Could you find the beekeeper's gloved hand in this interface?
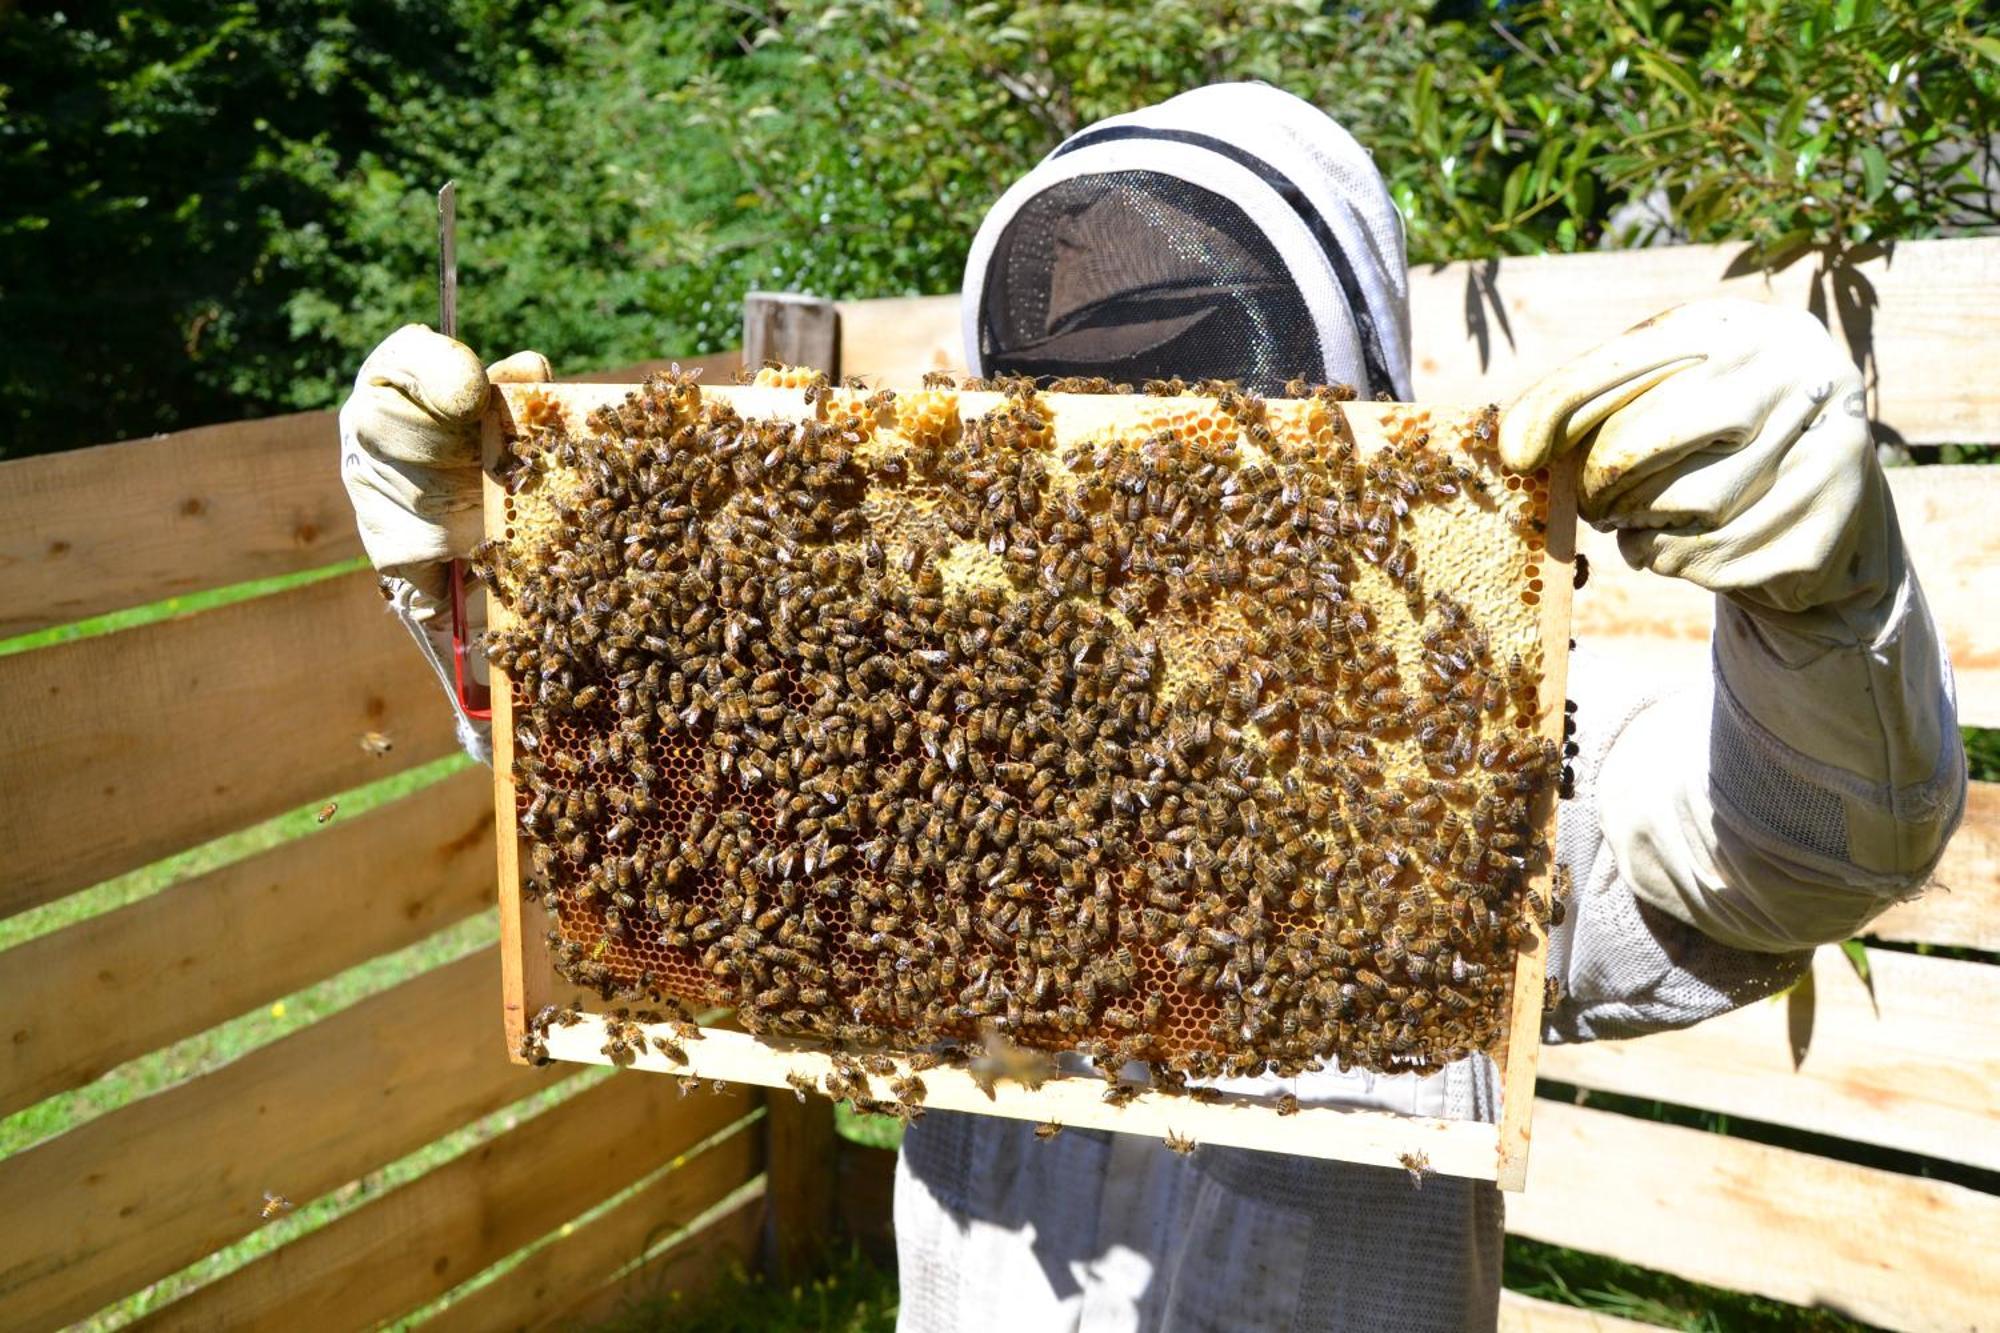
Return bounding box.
[339,324,551,763]
[1502,298,1964,953]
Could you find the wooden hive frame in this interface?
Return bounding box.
[484,379,1577,1190]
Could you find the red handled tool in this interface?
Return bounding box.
[438,180,492,721]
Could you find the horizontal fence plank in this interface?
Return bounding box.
[832,238,2000,447]
[137,1076,754,1332]
[1530,468,2000,728]
[1873,780,2000,951]
[1406,236,2000,447]
[1883,467,2000,730]
[0,570,458,920]
[0,353,741,639]
[1497,1292,1659,1332]
[1509,1100,2000,1332]
[547,1185,766,1333]
[0,767,492,1120]
[0,949,553,1333]
[0,411,351,640]
[421,1133,764,1333]
[1539,946,2000,1172]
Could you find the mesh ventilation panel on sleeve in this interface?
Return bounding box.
[977,171,1323,395]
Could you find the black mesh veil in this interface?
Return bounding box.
[962,83,1414,399]
[976,171,1323,394]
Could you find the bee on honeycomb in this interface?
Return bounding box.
[483,366,1561,1087]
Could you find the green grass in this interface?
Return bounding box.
[1,905,497,1159]
[0,557,365,659]
[835,1101,907,1152]
[584,1243,899,1333]
[1504,1238,1867,1333]
[0,752,473,954]
[79,1068,601,1330]
[406,1107,767,1329]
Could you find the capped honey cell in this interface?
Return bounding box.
[485,371,1565,1082]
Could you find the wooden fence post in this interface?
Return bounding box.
[744,289,844,1281]
[743,292,839,379]
[762,1095,841,1280]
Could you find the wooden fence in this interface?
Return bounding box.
[0,349,849,1331]
[0,234,1992,1331]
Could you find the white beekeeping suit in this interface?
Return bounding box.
[335,81,1964,1333]
[889,83,1966,1332]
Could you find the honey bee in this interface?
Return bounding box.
[1034,1120,1064,1141]
[1398,1150,1434,1188]
[1163,1130,1197,1156]
[315,802,338,825]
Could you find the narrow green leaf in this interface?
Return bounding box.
[1840,937,1880,1016]
[1860,144,1889,201]
[1568,171,1597,220]
[1786,965,1816,1071]
[1501,161,1530,219]
[1775,90,1809,154]
[1630,47,1700,102]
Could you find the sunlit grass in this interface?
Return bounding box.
[0,558,365,659]
[0,753,473,953]
[584,1242,898,1333]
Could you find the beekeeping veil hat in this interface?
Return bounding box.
[963,83,1412,397]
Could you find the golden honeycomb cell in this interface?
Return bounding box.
[484,372,1564,1082]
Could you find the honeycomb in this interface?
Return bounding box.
[484,372,1564,1084]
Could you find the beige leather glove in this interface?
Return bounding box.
[338,325,550,761]
[1502,299,1964,953]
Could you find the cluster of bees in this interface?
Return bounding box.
[482,365,1563,1111]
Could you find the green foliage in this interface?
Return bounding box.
[1456,0,2000,263]
[0,0,541,454]
[3,0,1994,456]
[836,1099,908,1151]
[1964,726,2000,782]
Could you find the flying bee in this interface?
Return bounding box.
[1035,1120,1064,1141]
[260,1191,294,1221]
[315,802,339,825]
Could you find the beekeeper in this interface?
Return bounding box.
[341,83,1964,1333]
